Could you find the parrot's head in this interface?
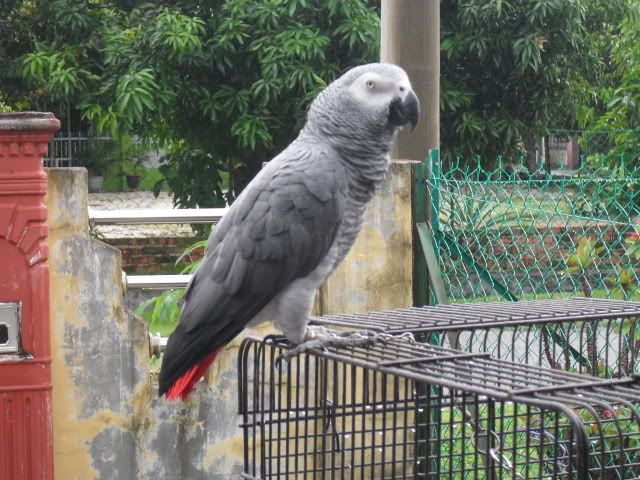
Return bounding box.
[306,63,421,143]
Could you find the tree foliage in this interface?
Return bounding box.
[440,0,628,168]
[581,3,640,165]
[3,0,637,190]
[6,0,379,206]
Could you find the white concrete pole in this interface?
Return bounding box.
[381,0,440,160]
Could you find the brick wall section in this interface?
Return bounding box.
[102,236,205,274]
[107,220,631,276]
[455,223,627,271]
[441,221,632,300]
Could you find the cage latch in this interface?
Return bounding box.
[322,400,341,452]
[457,398,525,479]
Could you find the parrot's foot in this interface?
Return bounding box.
[277,327,415,365]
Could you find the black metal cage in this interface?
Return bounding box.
[312,298,640,378]
[239,335,640,479]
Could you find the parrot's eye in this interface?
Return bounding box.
[366,80,376,89]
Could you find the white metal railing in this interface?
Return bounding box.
[98,206,226,354]
[149,333,168,356]
[90,207,228,290]
[124,274,192,290]
[45,136,112,167]
[89,208,227,225]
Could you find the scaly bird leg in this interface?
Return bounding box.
[278,326,414,364]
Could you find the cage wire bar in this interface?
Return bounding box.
[311,298,640,378]
[239,336,640,479]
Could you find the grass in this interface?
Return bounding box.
[448,288,640,304]
[99,165,230,193]
[434,400,640,479]
[100,165,166,192]
[435,404,548,479]
[448,291,575,304]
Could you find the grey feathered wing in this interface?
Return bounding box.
[159,143,347,396]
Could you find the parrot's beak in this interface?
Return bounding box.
[405,90,420,131]
[388,90,421,131]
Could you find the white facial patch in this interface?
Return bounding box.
[347,72,400,108]
[348,71,411,108]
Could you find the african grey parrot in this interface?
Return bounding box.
[159,63,420,400]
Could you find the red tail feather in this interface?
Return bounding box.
[165,348,223,401]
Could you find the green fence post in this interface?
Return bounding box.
[412,151,430,475]
[429,148,441,241]
[413,149,448,477]
[413,148,443,308]
[413,153,429,307]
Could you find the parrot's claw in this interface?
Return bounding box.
[277,328,415,365]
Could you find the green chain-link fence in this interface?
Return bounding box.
[419,149,640,305]
[413,149,640,479]
[413,147,640,373]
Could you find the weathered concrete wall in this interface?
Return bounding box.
[47,161,414,478]
[47,168,276,479]
[317,160,415,315]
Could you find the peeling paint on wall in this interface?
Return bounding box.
[320,161,415,315]
[46,163,414,479]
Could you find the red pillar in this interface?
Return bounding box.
[0,113,60,480]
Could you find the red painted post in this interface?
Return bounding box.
[0,113,60,480]
[567,136,580,170]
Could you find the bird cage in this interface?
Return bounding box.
[238,335,640,479]
[312,298,640,378]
